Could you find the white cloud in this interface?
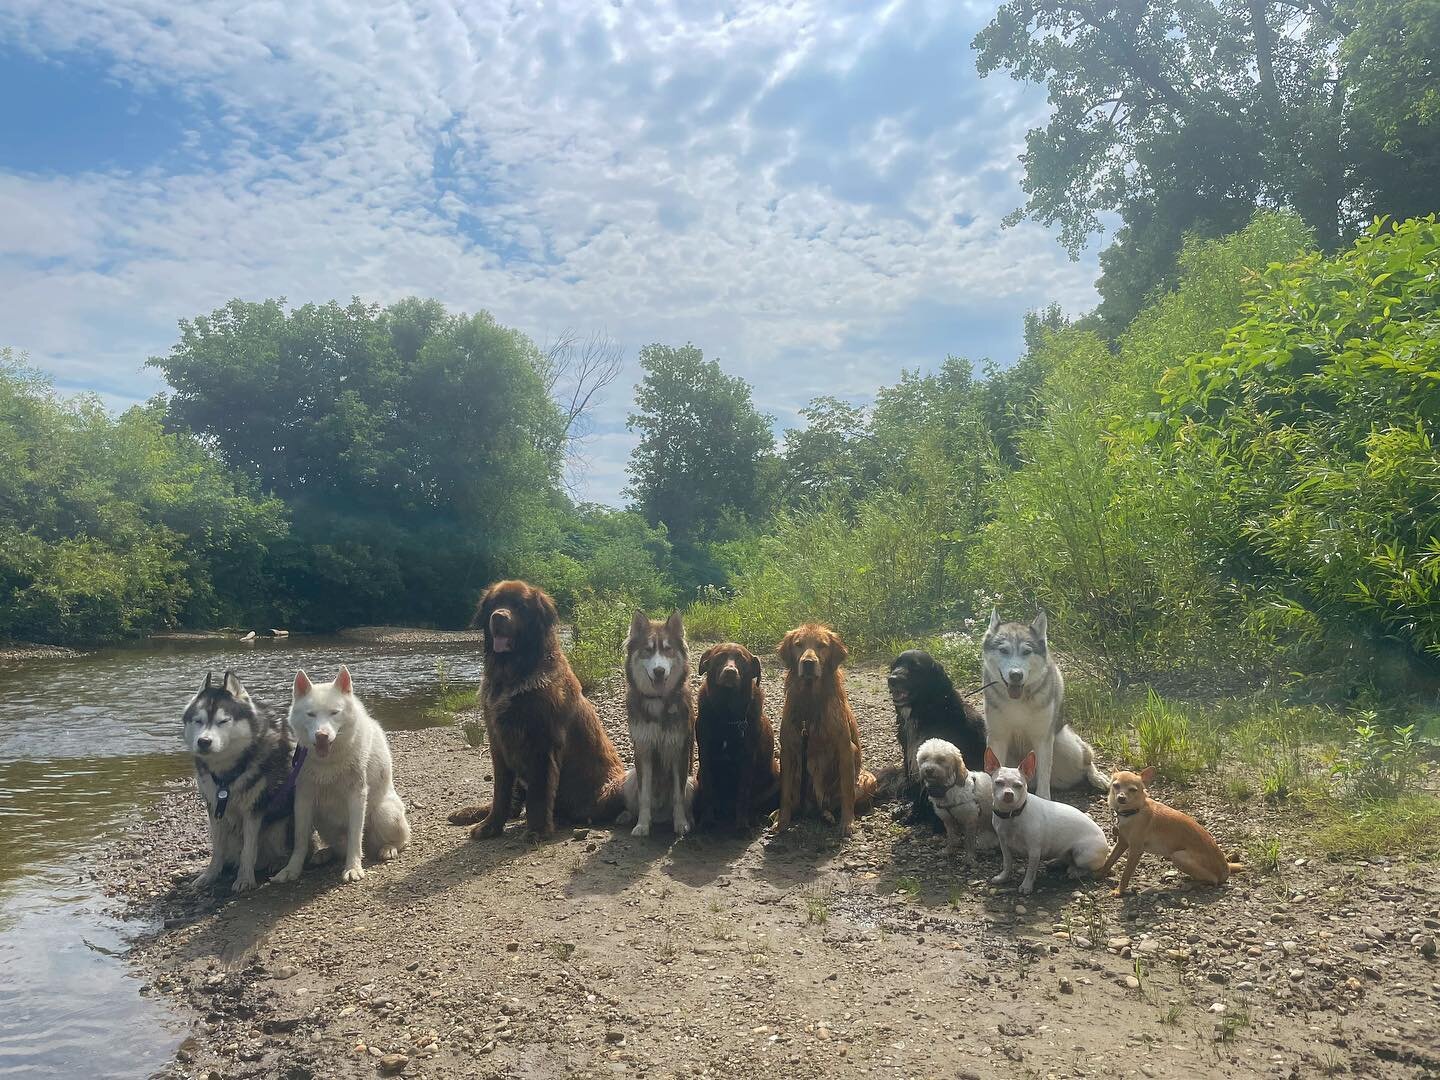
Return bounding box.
[0,0,1097,504]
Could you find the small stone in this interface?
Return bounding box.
[1419,937,1437,958]
[1289,969,1304,982]
[1124,975,1140,990]
[816,1025,832,1041]
[1058,977,1073,995]
[1209,1002,1226,1013]
[505,942,520,953]
[270,964,300,980]
[1137,938,1161,955]
[1108,937,1132,950]
[605,1030,626,1045]
[379,1054,409,1075]
[1072,935,1092,949]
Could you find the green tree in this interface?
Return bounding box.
[149,298,569,628]
[975,0,1440,333]
[0,351,287,643]
[625,344,775,578]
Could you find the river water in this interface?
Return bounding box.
[0,635,482,1078]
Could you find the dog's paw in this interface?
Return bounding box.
[341,864,366,883]
[190,868,221,889]
[230,873,257,894]
[672,815,691,838]
[270,864,303,885]
[631,821,651,838]
[447,804,488,826]
[1018,879,1036,896]
[988,871,1009,886]
[615,810,634,827]
[470,818,503,841]
[377,846,400,861]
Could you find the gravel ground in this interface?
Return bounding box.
[98,660,1440,1080]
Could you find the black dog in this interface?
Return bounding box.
[887,650,987,828]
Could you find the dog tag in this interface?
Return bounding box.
[215,787,230,819]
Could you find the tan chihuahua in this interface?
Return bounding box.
[1099,768,1244,895]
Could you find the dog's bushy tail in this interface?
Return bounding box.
[593,769,629,824]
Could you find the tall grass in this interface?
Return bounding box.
[684,490,970,657]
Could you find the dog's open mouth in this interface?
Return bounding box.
[313,741,332,759]
[924,782,950,798]
[889,687,910,706]
[492,636,513,654]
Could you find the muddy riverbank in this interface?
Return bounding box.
[104,662,1440,1079]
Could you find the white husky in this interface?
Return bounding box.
[620,610,697,838]
[272,666,410,884]
[981,609,1108,800]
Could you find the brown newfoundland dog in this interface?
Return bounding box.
[693,643,779,831]
[448,580,626,839]
[775,623,877,836]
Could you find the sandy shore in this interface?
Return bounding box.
[101,662,1440,1079]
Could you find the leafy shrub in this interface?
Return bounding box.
[1162,215,1440,661]
[1328,713,1430,799]
[568,592,638,693]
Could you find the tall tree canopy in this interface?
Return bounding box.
[625,344,774,569]
[975,0,1440,332]
[149,298,569,627]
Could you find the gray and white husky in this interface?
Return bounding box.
[981,610,1108,800]
[271,666,410,884]
[182,671,298,892]
[620,610,697,837]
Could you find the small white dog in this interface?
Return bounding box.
[272,666,410,884]
[987,748,1108,895]
[915,738,996,862]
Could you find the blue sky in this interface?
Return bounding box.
[0,0,1098,505]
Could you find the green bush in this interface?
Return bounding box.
[568,592,638,693]
[1162,215,1440,661]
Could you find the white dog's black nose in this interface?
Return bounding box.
[196,736,212,751]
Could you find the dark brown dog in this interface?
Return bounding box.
[693,643,779,831]
[775,623,877,836]
[447,580,626,839]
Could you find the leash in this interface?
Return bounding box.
[962,679,999,697]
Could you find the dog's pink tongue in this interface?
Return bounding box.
[492,636,513,654]
[1007,683,1024,700]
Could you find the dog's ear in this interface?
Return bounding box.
[294,669,312,698]
[1031,609,1048,642]
[749,652,763,684]
[828,630,848,669]
[530,585,560,630]
[697,645,718,676]
[335,665,353,695]
[665,609,685,643]
[988,608,1001,636]
[222,670,249,701]
[627,609,650,649]
[984,746,1001,775]
[1019,750,1038,782]
[1139,766,1156,786]
[776,631,797,670]
[199,671,215,695]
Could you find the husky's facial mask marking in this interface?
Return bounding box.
[290,666,356,759]
[183,670,253,758]
[626,610,686,695]
[984,609,1049,700]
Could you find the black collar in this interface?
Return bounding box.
[993,801,1027,820]
[196,746,257,819]
[1115,806,1142,818]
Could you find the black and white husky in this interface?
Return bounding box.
[981,610,1109,800]
[182,671,299,892]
